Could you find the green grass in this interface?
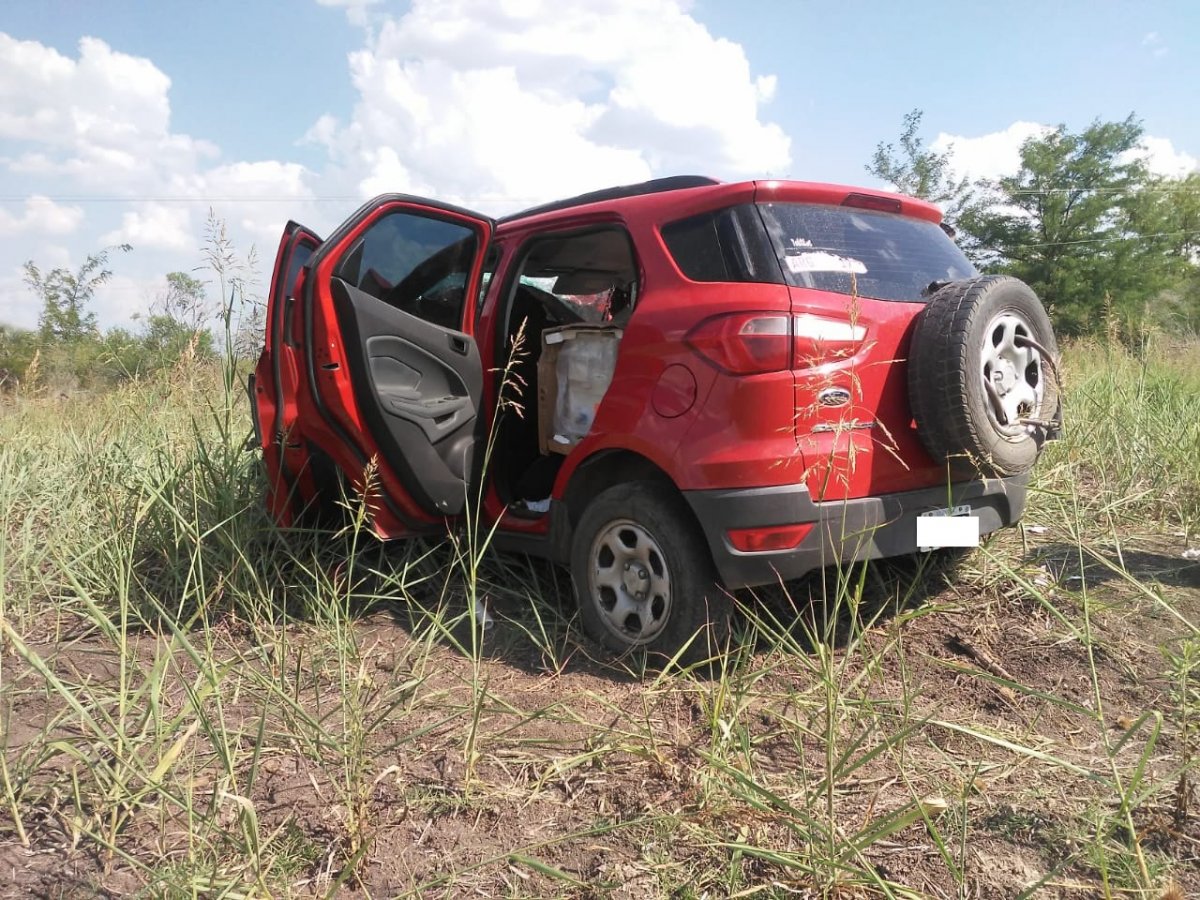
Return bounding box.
[1,338,1198,898]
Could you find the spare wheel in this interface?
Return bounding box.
[908,275,1060,477]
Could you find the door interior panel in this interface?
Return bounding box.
[366,352,422,399]
[331,277,482,514]
[366,336,476,441]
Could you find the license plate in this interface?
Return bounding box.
[917,504,979,551]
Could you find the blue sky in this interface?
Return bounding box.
[1,0,1197,331]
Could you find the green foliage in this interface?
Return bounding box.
[873,111,1200,338]
[959,115,1185,336]
[1143,172,1200,334]
[142,315,217,366]
[24,244,132,344]
[866,108,975,226]
[156,271,213,332]
[0,324,37,387]
[2,245,227,391]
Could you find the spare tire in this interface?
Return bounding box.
[908,275,1060,477]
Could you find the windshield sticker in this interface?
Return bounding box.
[785,251,868,275]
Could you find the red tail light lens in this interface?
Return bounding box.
[688,313,867,373]
[686,313,791,374]
[727,522,815,552]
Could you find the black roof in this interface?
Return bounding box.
[498,175,719,223]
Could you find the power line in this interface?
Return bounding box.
[983,229,1200,249]
[0,183,1197,206]
[1005,186,1200,196]
[0,196,359,203]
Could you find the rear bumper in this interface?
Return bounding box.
[684,475,1029,589]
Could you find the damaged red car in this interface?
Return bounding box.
[251,176,1060,661]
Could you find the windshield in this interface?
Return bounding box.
[758,203,976,302]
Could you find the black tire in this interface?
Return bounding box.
[570,481,730,666]
[909,275,1060,478]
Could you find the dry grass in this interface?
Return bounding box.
[1,336,1199,898]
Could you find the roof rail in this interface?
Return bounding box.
[499,175,719,223]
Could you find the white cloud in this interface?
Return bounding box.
[1129,136,1197,178]
[0,32,313,328]
[932,122,1054,183]
[101,203,192,251]
[0,34,217,191]
[309,0,790,213]
[315,0,381,27]
[0,196,84,237]
[2,6,790,330]
[0,272,37,329]
[1141,31,1168,57]
[934,121,1198,184]
[0,32,311,241]
[164,160,317,245]
[90,273,164,329]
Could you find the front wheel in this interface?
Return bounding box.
[570,481,730,666]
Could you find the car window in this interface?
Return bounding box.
[508,229,640,331]
[281,240,316,347]
[284,241,316,298]
[334,211,478,330]
[758,203,977,303]
[661,210,735,281]
[660,204,781,284]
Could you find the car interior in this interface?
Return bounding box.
[494,228,639,511]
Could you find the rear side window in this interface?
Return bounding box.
[758,203,976,302]
[661,205,780,283]
[284,242,315,298]
[281,241,316,346]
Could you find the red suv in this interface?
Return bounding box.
[251,176,1060,661]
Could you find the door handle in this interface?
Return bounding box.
[448,335,470,355]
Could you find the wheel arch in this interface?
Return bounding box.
[562,449,676,528]
[552,449,713,571]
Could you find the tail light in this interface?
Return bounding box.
[687,312,866,374]
[685,312,791,374]
[727,522,815,552]
[842,192,902,214]
[792,313,866,368]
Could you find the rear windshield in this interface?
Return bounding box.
[758,203,976,302]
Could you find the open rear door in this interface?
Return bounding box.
[299,195,495,537]
[253,221,322,524]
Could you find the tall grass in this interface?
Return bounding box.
[1036,335,1200,534]
[1,337,1198,896]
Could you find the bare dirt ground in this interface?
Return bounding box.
[3,526,1199,898]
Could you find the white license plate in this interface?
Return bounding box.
[917,505,979,551]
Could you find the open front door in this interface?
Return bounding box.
[253,221,322,524]
[301,196,494,535]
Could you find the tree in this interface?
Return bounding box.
[866,109,974,226]
[957,115,1181,335]
[140,313,216,368]
[153,271,212,333]
[24,244,132,343]
[0,323,37,390]
[1146,172,1200,333]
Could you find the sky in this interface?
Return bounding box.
[1,0,1197,331]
